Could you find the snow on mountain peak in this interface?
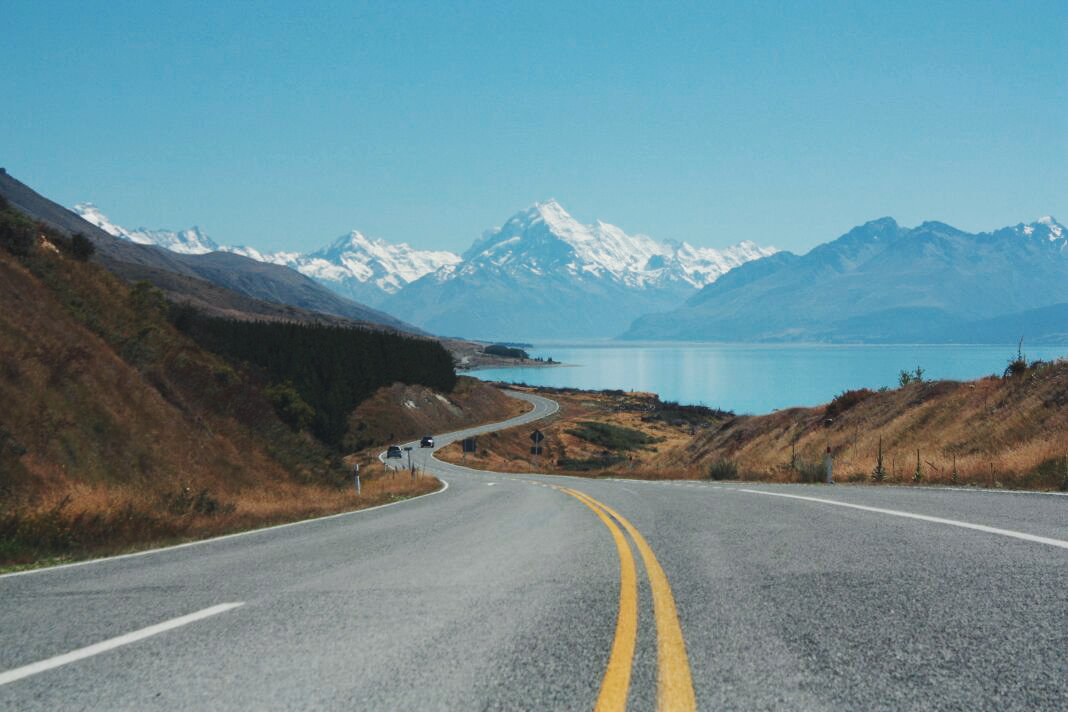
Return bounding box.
[1016,216,1064,242]
[74,203,218,254]
[309,229,461,292]
[71,203,460,302]
[469,200,779,289]
[1036,216,1063,240]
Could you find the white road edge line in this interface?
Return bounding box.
[0,602,245,686]
[1,480,450,580]
[4,391,555,581]
[739,489,1068,550]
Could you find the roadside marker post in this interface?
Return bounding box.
[462,437,478,462]
[824,447,834,484]
[404,446,414,480]
[530,430,545,468]
[353,463,361,495]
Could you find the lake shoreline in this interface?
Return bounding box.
[469,342,1068,416]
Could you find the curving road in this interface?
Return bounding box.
[2,391,1067,710]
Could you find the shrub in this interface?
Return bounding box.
[825,388,875,419]
[0,198,37,256]
[1004,338,1028,378]
[565,421,662,451]
[708,458,738,480]
[159,486,235,516]
[68,232,95,261]
[872,437,887,481]
[899,366,925,387]
[265,381,315,431]
[484,344,529,359]
[796,460,825,483]
[558,455,626,472]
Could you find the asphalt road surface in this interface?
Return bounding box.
[2,391,1066,710]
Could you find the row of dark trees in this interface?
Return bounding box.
[175,312,457,447]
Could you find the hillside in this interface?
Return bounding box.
[442,365,1068,491]
[623,216,1068,343]
[0,169,421,334]
[662,359,1068,488]
[0,198,504,567]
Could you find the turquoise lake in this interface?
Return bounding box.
[471,342,1068,415]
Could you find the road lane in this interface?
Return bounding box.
[557,487,639,712]
[3,389,1067,710]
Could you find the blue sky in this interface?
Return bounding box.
[3,1,1065,254]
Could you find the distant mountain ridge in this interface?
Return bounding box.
[0,170,419,333]
[74,199,778,340]
[75,202,221,255]
[228,232,461,306]
[74,204,460,306]
[622,216,1068,343]
[381,200,778,339]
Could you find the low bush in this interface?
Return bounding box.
[565,421,662,451]
[159,486,235,517]
[558,455,627,472]
[484,344,529,359]
[796,460,826,483]
[708,458,738,480]
[825,388,875,419]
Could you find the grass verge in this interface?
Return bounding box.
[0,469,439,571]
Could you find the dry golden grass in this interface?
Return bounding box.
[438,370,1068,490]
[664,363,1068,488]
[344,376,528,451]
[0,470,441,569]
[436,387,716,480]
[0,247,450,568]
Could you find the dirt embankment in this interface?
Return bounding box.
[436,386,726,478]
[665,361,1068,488]
[441,365,1068,491]
[344,376,530,455]
[0,235,521,569]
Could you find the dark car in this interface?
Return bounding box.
[420,435,434,448]
[386,445,403,459]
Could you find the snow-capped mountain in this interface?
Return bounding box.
[72,204,460,306]
[622,216,1068,343]
[71,200,777,338]
[381,200,779,340]
[75,203,220,255]
[228,232,461,306]
[455,199,775,289]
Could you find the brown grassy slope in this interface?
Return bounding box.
[436,386,721,478]
[0,241,441,566]
[660,363,1068,487]
[0,249,336,486]
[344,376,530,454]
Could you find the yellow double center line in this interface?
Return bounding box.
[558,486,696,712]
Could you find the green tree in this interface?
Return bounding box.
[872,437,887,482]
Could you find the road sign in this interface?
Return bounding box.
[462,437,478,453]
[530,446,543,456]
[530,430,545,444]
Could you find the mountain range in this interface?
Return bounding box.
[0,170,418,333]
[381,200,777,339]
[60,180,1068,345]
[623,216,1068,343]
[76,199,777,340]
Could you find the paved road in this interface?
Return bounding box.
[2,391,1067,710]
